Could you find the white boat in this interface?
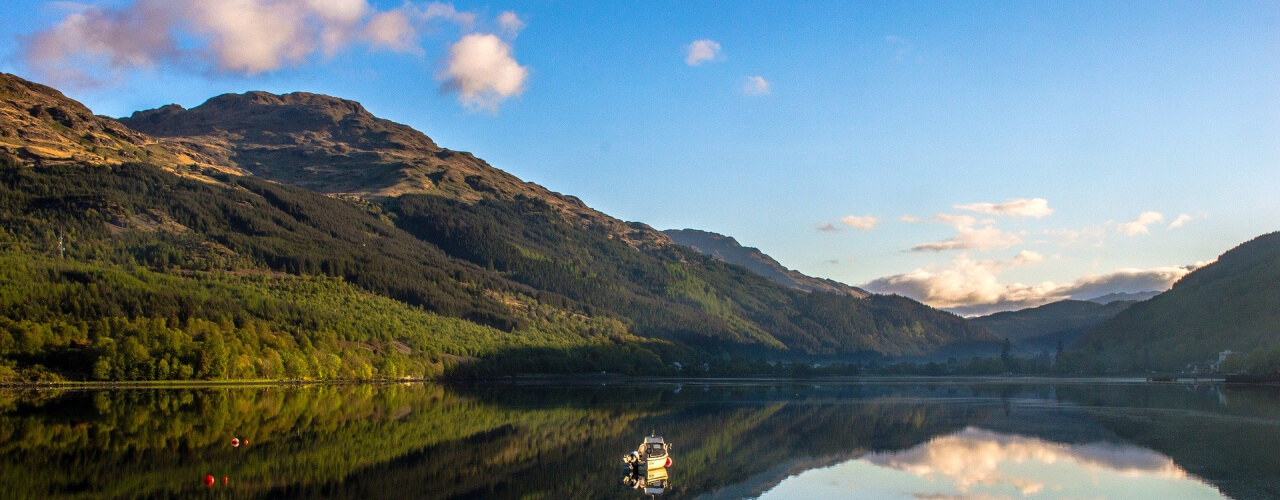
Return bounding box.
[622,435,673,470]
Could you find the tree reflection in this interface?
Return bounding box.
[0,382,1274,499]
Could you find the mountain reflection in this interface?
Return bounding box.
[0,381,1275,499]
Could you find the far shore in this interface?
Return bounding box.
[0,374,1240,390]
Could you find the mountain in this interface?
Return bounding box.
[1074,232,1280,372]
[0,74,240,178]
[971,299,1135,353]
[663,229,868,297]
[0,73,994,382]
[118,91,666,248]
[1083,291,1160,304]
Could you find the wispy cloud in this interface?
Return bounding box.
[909,214,1022,252]
[742,75,771,96]
[815,222,841,233]
[1041,226,1107,248]
[1168,214,1194,229]
[496,11,525,38]
[685,39,722,66]
[1118,211,1164,236]
[955,198,1053,218]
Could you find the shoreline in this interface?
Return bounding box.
[0,374,1240,390]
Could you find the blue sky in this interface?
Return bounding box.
[3,1,1277,314]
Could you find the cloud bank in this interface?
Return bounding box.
[20,0,528,110]
[862,254,1211,316]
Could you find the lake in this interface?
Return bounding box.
[0,379,1276,499]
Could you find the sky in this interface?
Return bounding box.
[2,0,1277,315]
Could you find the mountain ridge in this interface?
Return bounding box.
[663,228,868,297]
[1076,231,1280,372]
[0,72,998,381]
[120,90,670,249]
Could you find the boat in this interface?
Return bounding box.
[622,465,669,495]
[622,435,672,470]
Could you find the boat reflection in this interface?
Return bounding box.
[623,465,670,496]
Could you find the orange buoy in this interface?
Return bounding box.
[204,475,215,487]
[231,438,240,447]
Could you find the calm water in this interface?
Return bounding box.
[1,379,1277,499]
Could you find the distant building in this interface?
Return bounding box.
[1212,350,1235,371]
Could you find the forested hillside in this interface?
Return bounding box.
[1074,232,1280,373]
[972,299,1135,353]
[0,72,994,382]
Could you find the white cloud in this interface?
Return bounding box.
[900,215,920,223]
[363,9,418,52]
[19,1,176,86]
[933,213,978,229]
[742,75,771,96]
[19,0,511,95]
[685,39,721,66]
[839,215,878,230]
[1118,211,1164,236]
[418,2,476,30]
[496,11,525,37]
[1169,214,1193,229]
[439,33,528,112]
[955,198,1053,218]
[862,255,1211,316]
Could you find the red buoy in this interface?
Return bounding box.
[665,456,672,467]
[231,438,241,447]
[223,477,228,484]
[204,475,215,487]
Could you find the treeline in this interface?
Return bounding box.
[0,252,682,382]
[0,158,992,382]
[389,194,992,356]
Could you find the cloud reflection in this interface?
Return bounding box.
[867,427,1186,493]
[757,427,1227,500]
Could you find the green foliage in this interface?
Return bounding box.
[0,159,991,380]
[1077,232,1280,373]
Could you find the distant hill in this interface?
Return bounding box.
[972,300,1135,353]
[663,229,868,297]
[1076,232,1280,372]
[1083,291,1160,304]
[0,73,994,382]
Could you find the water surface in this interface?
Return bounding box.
[1,379,1276,499]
